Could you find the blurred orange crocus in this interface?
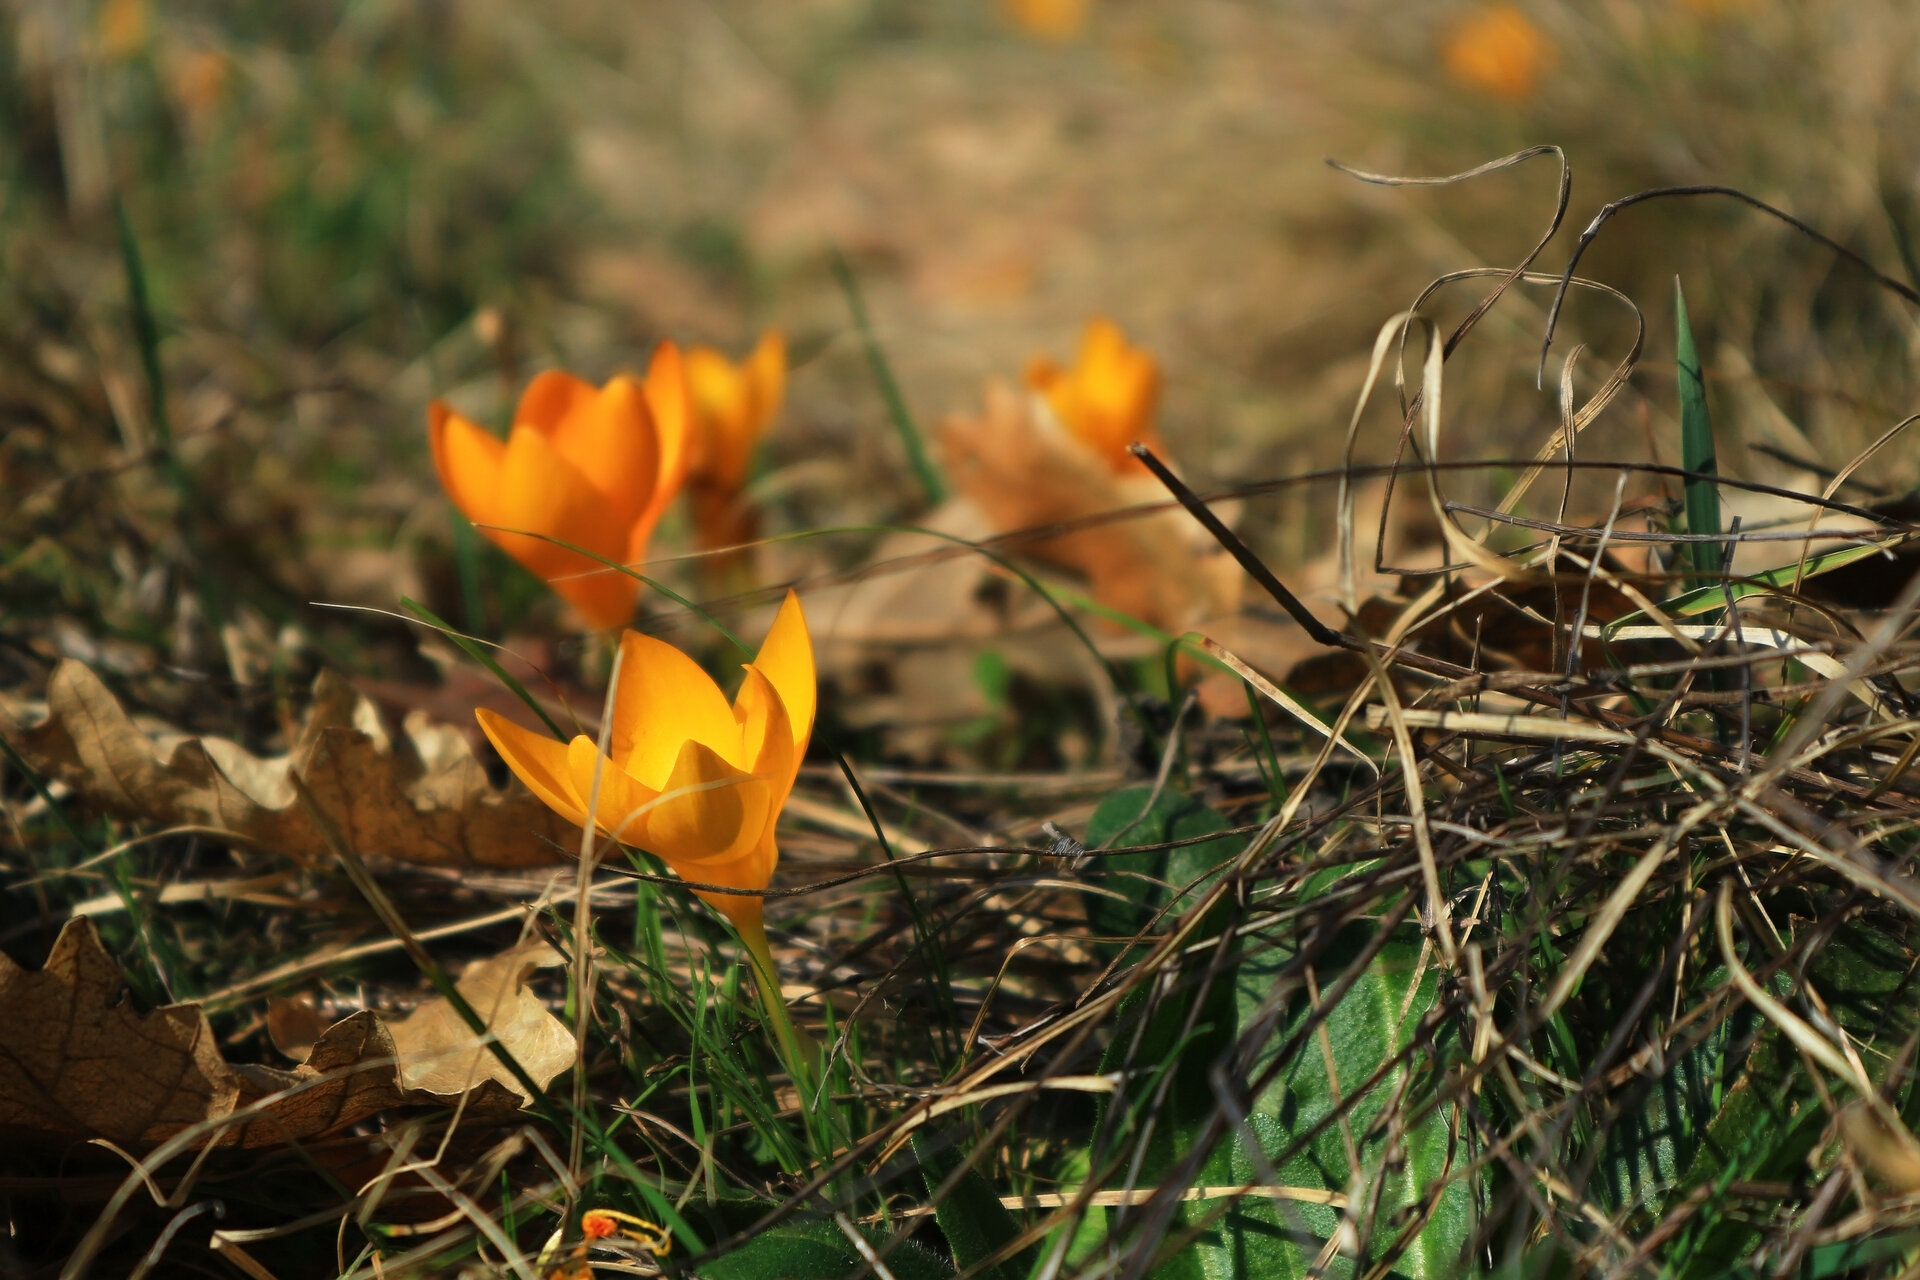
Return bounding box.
[429,346,691,630]
[685,332,786,552]
[474,592,814,958]
[1024,317,1162,472]
[1002,0,1091,41]
[1442,4,1556,102]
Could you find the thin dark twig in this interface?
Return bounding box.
[1541,184,1920,384]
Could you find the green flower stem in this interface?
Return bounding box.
[735,912,822,1087]
[735,911,842,1166]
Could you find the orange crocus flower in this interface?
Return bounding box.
[1442,4,1556,103]
[428,345,691,630]
[475,592,814,957]
[1024,317,1162,472]
[1002,0,1091,42]
[685,332,786,553]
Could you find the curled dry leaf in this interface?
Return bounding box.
[807,501,1123,759]
[0,917,238,1148]
[3,660,580,867]
[0,919,564,1151]
[384,942,574,1104]
[1840,1102,1920,1192]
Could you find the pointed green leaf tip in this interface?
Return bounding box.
[913,1133,1037,1280]
[1674,278,1723,580]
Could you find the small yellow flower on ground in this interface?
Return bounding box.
[684,331,786,554]
[474,591,814,953]
[1442,4,1556,103]
[428,346,691,630]
[1024,317,1162,472]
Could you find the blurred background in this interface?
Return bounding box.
[6,0,1920,677]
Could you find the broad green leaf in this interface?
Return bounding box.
[1674,280,1722,581]
[1032,1148,1112,1271]
[1240,922,1473,1279]
[1593,1013,1735,1215]
[913,1132,1039,1280]
[1082,783,1474,1277]
[1081,786,1244,956]
[700,1220,952,1280]
[1100,916,1292,1280]
[1668,917,1919,1276]
[1093,791,1472,1280]
[1797,1231,1920,1278]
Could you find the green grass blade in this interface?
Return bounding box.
[1612,535,1913,624]
[1674,279,1722,581]
[830,245,947,505]
[468,524,750,656]
[839,756,961,1066]
[398,596,572,741]
[115,198,176,467]
[451,513,488,637]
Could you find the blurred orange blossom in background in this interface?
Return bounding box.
[1001,0,1092,42]
[939,318,1238,634]
[1024,317,1163,472]
[473,592,814,960]
[1442,4,1556,103]
[684,331,787,555]
[428,347,691,630]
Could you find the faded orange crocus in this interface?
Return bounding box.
[429,345,691,630]
[474,591,813,960]
[685,331,786,553]
[1024,317,1162,472]
[1002,0,1091,41]
[1442,4,1556,103]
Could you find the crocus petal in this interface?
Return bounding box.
[494,427,639,629]
[1023,354,1064,396]
[1024,319,1161,470]
[681,838,775,932]
[686,345,754,488]
[750,591,815,759]
[429,403,507,530]
[642,738,771,871]
[475,711,590,829]
[687,331,786,493]
[565,736,660,848]
[631,342,692,558]
[745,330,787,446]
[610,628,743,784]
[733,665,796,802]
[516,369,599,437]
[1074,321,1151,456]
[545,375,660,529]
[1078,315,1128,371]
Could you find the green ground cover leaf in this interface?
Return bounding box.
[1662,916,1919,1274]
[1092,787,1470,1276]
[1593,1007,1740,1216]
[1081,785,1244,956]
[1239,922,1472,1279]
[699,1219,953,1280]
[912,1131,1038,1280]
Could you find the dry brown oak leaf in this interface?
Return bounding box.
[0,920,568,1150]
[4,660,581,867]
[385,942,575,1103]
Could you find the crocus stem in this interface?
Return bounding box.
[735,914,822,1084]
